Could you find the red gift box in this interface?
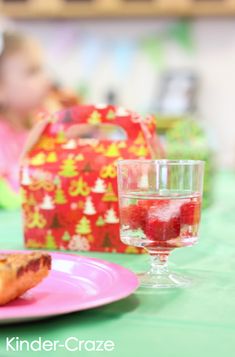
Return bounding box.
[21,105,162,253]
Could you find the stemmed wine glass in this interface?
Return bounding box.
[117,160,204,288]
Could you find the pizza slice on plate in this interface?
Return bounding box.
[0,252,51,305]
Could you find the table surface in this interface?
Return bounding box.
[0,171,235,357]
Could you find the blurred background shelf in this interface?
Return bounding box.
[1,0,235,18]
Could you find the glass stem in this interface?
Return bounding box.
[146,249,170,275]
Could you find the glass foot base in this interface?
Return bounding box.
[138,271,191,289]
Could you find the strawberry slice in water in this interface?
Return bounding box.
[144,213,181,242]
[120,204,146,230]
[180,199,201,225]
[143,198,182,242]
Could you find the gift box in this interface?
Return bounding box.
[21,105,161,253]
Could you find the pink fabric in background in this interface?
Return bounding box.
[0,120,28,192]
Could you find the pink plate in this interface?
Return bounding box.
[0,251,139,324]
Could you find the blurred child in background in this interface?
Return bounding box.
[0,31,49,207]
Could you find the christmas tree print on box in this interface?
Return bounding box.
[102,233,112,249]
[83,196,96,215]
[96,215,105,227]
[62,231,71,242]
[45,230,57,249]
[30,153,46,166]
[21,104,160,253]
[41,195,54,210]
[82,162,93,174]
[68,235,90,251]
[76,216,91,235]
[51,213,62,229]
[106,109,116,120]
[54,186,67,204]
[59,155,78,177]
[88,110,101,124]
[92,178,106,193]
[105,143,120,158]
[105,207,119,224]
[47,152,58,163]
[102,183,118,202]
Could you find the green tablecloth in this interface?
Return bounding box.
[0,171,235,357]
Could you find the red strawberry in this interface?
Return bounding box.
[144,214,180,242]
[120,204,146,230]
[137,200,153,209]
[145,218,167,241]
[181,200,201,225]
[169,216,181,238]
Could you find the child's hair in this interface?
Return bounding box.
[0,32,28,113]
[0,30,49,116]
[0,31,26,63]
